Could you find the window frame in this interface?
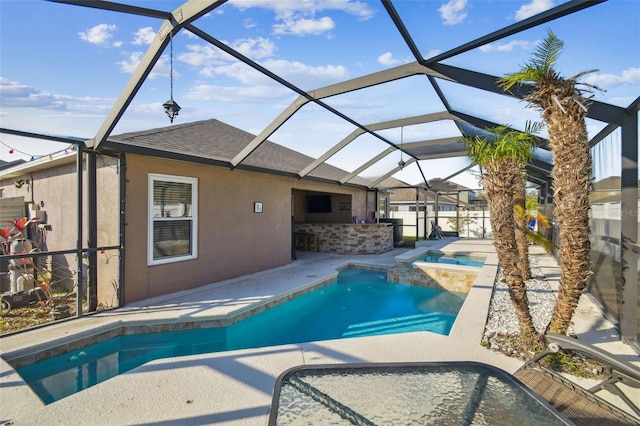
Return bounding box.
[147,173,198,266]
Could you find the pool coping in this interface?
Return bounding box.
[0,240,513,424]
[2,272,342,368]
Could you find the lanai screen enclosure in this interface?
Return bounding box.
[0,0,638,347]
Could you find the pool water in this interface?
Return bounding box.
[412,253,485,268]
[16,268,466,404]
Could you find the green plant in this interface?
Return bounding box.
[447,213,476,236]
[542,350,580,375]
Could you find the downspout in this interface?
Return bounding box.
[118,153,126,307]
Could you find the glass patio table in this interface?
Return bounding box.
[268,362,571,425]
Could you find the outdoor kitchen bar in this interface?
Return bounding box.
[294,222,393,254]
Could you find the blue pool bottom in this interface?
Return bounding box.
[17,268,467,404]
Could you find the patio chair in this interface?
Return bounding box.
[514,333,640,426]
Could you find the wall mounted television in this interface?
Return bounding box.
[307,195,332,213]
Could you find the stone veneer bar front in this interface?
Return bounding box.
[294,223,393,255]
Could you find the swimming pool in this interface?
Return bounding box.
[16,268,466,404]
[412,252,485,268]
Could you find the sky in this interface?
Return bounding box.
[1,0,639,189]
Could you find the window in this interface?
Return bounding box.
[148,174,198,265]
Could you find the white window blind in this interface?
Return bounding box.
[148,174,198,265]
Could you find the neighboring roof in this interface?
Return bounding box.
[0,159,26,171]
[106,119,372,187]
[423,178,472,193]
[590,176,640,204]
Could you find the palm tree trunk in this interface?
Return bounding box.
[514,172,532,280]
[541,82,592,335]
[484,164,537,336]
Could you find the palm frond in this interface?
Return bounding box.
[463,126,537,167]
[523,120,545,136]
[531,29,564,75]
[499,29,563,92]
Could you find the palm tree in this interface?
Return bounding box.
[514,172,532,280]
[500,30,597,335]
[464,126,539,337]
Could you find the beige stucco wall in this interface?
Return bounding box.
[0,156,120,307]
[123,154,372,303]
[2,154,373,306]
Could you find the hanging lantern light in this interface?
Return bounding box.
[163,31,180,123]
[163,99,181,123]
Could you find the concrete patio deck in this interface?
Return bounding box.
[0,238,637,425]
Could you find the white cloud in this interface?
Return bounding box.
[232,37,276,58]
[178,38,275,68]
[118,52,143,74]
[184,83,291,103]
[583,67,640,90]
[79,24,119,46]
[378,52,400,66]
[229,0,374,20]
[514,0,555,21]
[202,58,348,88]
[118,52,177,79]
[179,45,224,67]
[0,77,65,109]
[273,16,335,36]
[0,77,112,111]
[202,61,274,85]
[183,30,199,40]
[425,49,442,59]
[132,27,156,46]
[479,40,537,53]
[438,0,468,26]
[263,59,348,82]
[228,0,373,37]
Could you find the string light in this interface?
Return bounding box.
[1,140,76,161]
[100,250,117,265]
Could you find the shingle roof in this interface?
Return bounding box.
[107,119,370,187]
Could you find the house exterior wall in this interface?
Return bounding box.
[0,156,121,307]
[123,154,371,303]
[124,155,290,303]
[2,153,372,306]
